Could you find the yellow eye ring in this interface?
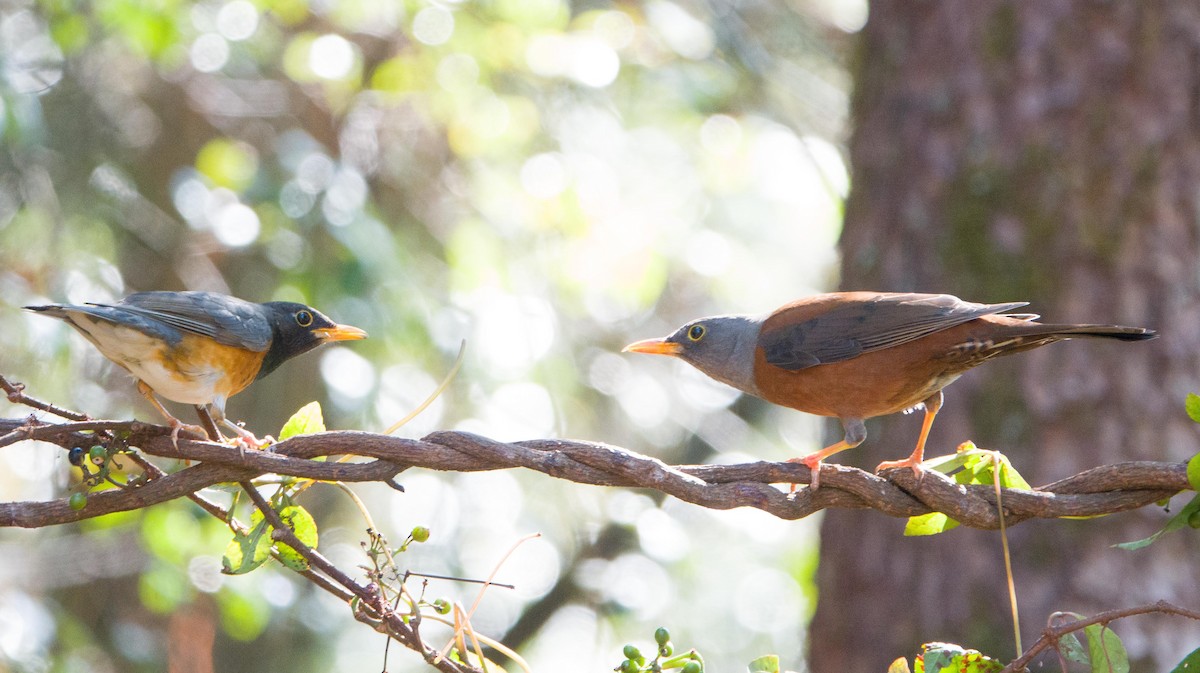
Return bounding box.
[296,310,314,327]
[687,324,706,341]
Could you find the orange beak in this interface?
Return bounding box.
[314,324,369,342]
[622,338,682,356]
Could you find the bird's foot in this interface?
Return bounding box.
[168,419,209,449]
[875,457,925,479]
[221,424,274,461]
[787,454,825,491]
[228,432,272,450]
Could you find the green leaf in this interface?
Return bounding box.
[918,648,952,673]
[276,551,308,572]
[222,515,272,575]
[929,445,1031,489]
[279,401,325,440]
[1058,632,1090,664]
[924,451,972,474]
[959,651,1003,673]
[1186,393,1200,424]
[276,543,308,571]
[279,505,318,547]
[274,504,318,571]
[1085,624,1129,673]
[747,654,779,673]
[1169,646,1200,673]
[996,457,1031,490]
[905,448,1029,535]
[904,512,960,536]
[1114,493,1200,550]
[958,449,1031,489]
[1187,453,1200,491]
[916,643,1002,673]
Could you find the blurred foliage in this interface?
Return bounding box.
[0,0,858,670]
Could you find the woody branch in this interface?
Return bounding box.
[0,399,1185,531]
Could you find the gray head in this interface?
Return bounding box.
[623,314,763,395]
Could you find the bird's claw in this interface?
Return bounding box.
[217,424,275,462]
[875,458,925,479]
[228,433,270,449]
[804,457,823,490]
[168,420,209,449]
[786,455,824,491]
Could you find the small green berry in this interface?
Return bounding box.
[89,445,106,465]
[659,643,673,657]
[68,492,88,510]
[618,659,639,673]
[654,627,670,646]
[681,662,702,673]
[411,526,430,543]
[432,598,451,615]
[623,645,643,663]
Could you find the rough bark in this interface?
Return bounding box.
[3,412,1186,530]
[812,1,1200,669]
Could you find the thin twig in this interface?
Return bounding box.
[238,482,482,673]
[1,374,89,421]
[1001,600,1200,672]
[240,482,369,601]
[407,572,515,590]
[436,533,540,672]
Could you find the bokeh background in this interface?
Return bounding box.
[8,1,1200,670]
[0,0,861,670]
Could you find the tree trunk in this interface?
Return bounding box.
[811,1,1200,669]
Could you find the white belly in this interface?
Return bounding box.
[69,315,223,406]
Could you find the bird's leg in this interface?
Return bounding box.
[136,381,206,448]
[193,405,223,441]
[876,390,943,477]
[791,418,866,490]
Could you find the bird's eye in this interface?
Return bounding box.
[687,324,706,341]
[295,310,314,327]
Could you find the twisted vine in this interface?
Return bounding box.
[0,410,1186,531]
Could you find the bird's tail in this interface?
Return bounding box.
[23,304,70,318]
[950,317,1155,363]
[1027,323,1157,342]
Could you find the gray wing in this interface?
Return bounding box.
[26,301,187,347]
[760,293,1029,371]
[107,291,273,351]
